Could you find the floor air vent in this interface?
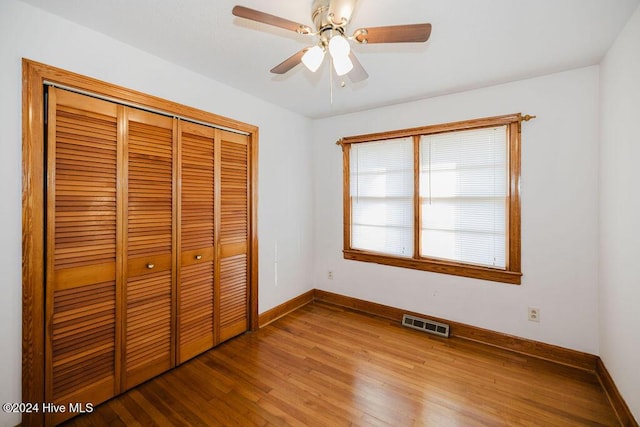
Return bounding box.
[402,314,450,338]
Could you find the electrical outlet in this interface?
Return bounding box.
[328,270,334,280]
[528,307,540,322]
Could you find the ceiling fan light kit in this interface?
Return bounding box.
[232,0,432,83]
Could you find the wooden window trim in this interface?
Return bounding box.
[339,114,522,285]
[22,59,259,426]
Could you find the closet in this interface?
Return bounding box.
[43,86,252,425]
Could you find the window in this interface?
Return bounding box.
[340,114,522,284]
[350,138,414,257]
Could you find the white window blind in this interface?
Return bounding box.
[420,126,507,268]
[350,138,414,257]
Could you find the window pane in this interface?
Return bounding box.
[350,138,413,257]
[420,127,507,268]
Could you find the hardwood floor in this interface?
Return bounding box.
[61,302,619,426]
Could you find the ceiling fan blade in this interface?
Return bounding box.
[347,51,368,83]
[270,49,306,74]
[232,5,312,34]
[328,0,359,25]
[353,23,432,44]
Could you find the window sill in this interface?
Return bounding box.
[343,249,522,285]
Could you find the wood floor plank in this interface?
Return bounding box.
[61,302,620,426]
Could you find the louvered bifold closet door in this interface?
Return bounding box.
[124,109,176,389]
[217,130,250,342]
[178,121,215,363]
[45,88,121,425]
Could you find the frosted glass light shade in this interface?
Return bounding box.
[328,36,353,76]
[302,46,325,72]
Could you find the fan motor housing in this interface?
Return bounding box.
[311,0,332,29]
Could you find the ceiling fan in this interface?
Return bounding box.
[232,0,432,83]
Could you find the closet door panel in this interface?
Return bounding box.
[124,109,175,389]
[45,88,120,424]
[218,131,249,342]
[178,121,215,362]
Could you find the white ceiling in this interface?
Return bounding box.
[20,0,640,118]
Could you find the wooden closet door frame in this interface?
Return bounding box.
[22,59,259,427]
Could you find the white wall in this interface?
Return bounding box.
[0,1,314,426]
[313,66,601,355]
[599,4,640,420]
